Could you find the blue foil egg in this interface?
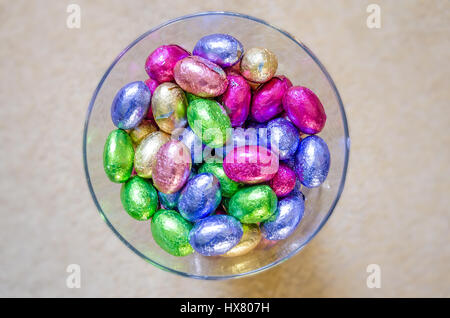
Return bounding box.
[189,215,243,256]
[193,34,244,68]
[175,127,205,164]
[111,81,151,129]
[158,191,180,210]
[294,135,330,188]
[261,195,304,240]
[266,118,300,160]
[178,173,222,222]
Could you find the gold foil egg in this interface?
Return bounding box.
[151,82,188,134]
[240,48,278,83]
[222,223,262,257]
[129,119,158,145]
[134,131,170,178]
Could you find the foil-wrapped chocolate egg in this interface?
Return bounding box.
[120,176,158,220]
[178,173,221,222]
[151,209,193,256]
[198,162,241,198]
[261,195,304,240]
[193,33,244,68]
[134,131,170,178]
[215,127,261,158]
[174,126,205,164]
[222,224,262,257]
[240,48,278,83]
[173,56,228,98]
[282,86,327,134]
[151,82,188,134]
[129,119,158,145]
[153,140,192,194]
[111,81,151,129]
[158,191,180,210]
[145,45,190,83]
[144,78,159,94]
[189,215,243,256]
[251,76,292,123]
[103,129,134,183]
[221,73,251,127]
[223,145,279,184]
[228,185,278,223]
[265,117,300,160]
[187,98,231,148]
[294,135,330,188]
[269,164,296,197]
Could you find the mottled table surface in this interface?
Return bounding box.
[0,0,448,297]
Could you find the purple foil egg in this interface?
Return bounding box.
[251,76,292,123]
[221,74,251,127]
[294,135,330,188]
[173,56,228,98]
[111,81,151,129]
[282,86,327,134]
[145,45,190,83]
[261,195,304,240]
[178,173,222,222]
[193,33,244,68]
[269,164,297,197]
[189,215,243,256]
[223,145,279,184]
[152,140,192,194]
[265,117,300,160]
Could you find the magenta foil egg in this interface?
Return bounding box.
[251,76,292,123]
[221,74,251,127]
[223,145,279,184]
[282,86,327,134]
[152,140,192,194]
[269,164,296,197]
[173,56,228,98]
[145,45,190,83]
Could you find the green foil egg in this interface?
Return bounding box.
[103,129,134,183]
[187,98,231,148]
[151,209,194,256]
[199,162,241,198]
[120,176,158,220]
[228,185,278,223]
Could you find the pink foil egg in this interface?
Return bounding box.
[173,56,228,98]
[221,74,251,127]
[152,140,192,194]
[251,76,292,123]
[269,164,296,197]
[145,45,190,83]
[223,145,279,184]
[282,86,327,134]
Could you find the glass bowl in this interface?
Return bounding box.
[83,12,349,279]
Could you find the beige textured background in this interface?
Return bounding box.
[0,0,449,297]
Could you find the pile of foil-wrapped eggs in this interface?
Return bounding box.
[103,33,330,257]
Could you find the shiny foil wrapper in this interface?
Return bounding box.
[222,224,262,257]
[240,47,278,83]
[174,56,228,98]
[152,140,192,194]
[269,163,297,197]
[145,44,190,83]
[251,75,292,123]
[189,215,243,256]
[151,82,188,134]
[294,135,330,188]
[221,73,251,127]
[282,86,327,134]
[134,131,170,178]
[193,33,244,68]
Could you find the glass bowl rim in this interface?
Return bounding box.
[82,11,350,280]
